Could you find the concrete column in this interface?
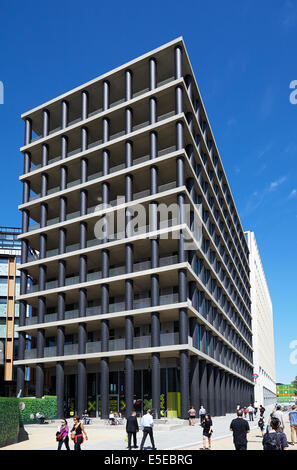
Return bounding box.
[214,367,221,416]
[185,75,193,102]
[180,350,189,419]
[100,147,110,419]
[56,361,65,418]
[81,90,88,120]
[149,57,157,91]
[25,118,32,145]
[225,373,231,413]
[125,198,134,417]
[175,86,183,115]
[199,359,208,411]
[190,355,199,410]
[207,363,215,416]
[17,148,30,396]
[220,369,226,416]
[100,357,109,419]
[77,359,87,416]
[35,364,44,399]
[174,45,183,79]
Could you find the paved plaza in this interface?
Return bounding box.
[2,404,296,451]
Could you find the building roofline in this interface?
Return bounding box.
[21,36,184,119]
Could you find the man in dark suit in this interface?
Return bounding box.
[126,411,139,450]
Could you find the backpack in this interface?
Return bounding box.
[262,432,282,450]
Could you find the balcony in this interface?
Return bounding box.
[24,292,180,326]
[26,254,179,295]
[23,331,181,359]
[27,180,177,233]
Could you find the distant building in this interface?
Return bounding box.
[0,227,29,395]
[276,383,296,403]
[245,231,276,406]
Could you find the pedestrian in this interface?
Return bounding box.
[258,416,265,437]
[139,409,156,450]
[109,410,116,425]
[289,404,297,446]
[267,409,275,432]
[259,405,265,417]
[230,409,250,450]
[57,419,70,450]
[126,411,139,450]
[82,409,90,425]
[254,401,259,417]
[188,405,197,426]
[199,405,206,424]
[243,407,248,419]
[236,403,241,412]
[201,413,213,450]
[273,405,285,431]
[71,415,88,451]
[262,417,289,450]
[247,404,254,421]
[36,410,45,424]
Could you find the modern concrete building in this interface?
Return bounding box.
[245,231,276,406]
[0,226,26,396]
[15,37,254,419]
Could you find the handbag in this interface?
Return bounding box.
[56,431,63,442]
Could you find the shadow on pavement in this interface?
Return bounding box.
[18,425,29,443]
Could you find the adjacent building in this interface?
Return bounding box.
[0,227,23,395]
[15,37,254,419]
[245,231,276,406]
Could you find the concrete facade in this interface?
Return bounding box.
[15,38,254,419]
[245,231,276,406]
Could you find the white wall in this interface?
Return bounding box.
[245,231,276,406]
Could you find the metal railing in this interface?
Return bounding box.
[23,331,181,359]
[24,293,180,326]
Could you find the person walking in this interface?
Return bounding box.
[201,413,213,450]
[289,404,297,446]
[254,401,259,417]
[82,410,90,425]
[262,417,289,450]
[57,419,70,450]
[126,411,139,450]
[243,407,248,419]
[199,405,206,424]
[259,405,265,417]
[139,409,156,450]
[230,409,250,450]
[258,416,265,437]
[71,416,88,451]
[247,404,254,421]
[273,405,285,432]
[188,406,197,426]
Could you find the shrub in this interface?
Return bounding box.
[0,397,19,447]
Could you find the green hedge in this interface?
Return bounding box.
[18,396,57,425]
[0,398,19,448]
[0,395,57,447]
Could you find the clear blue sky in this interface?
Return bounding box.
[0,0,296,384]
